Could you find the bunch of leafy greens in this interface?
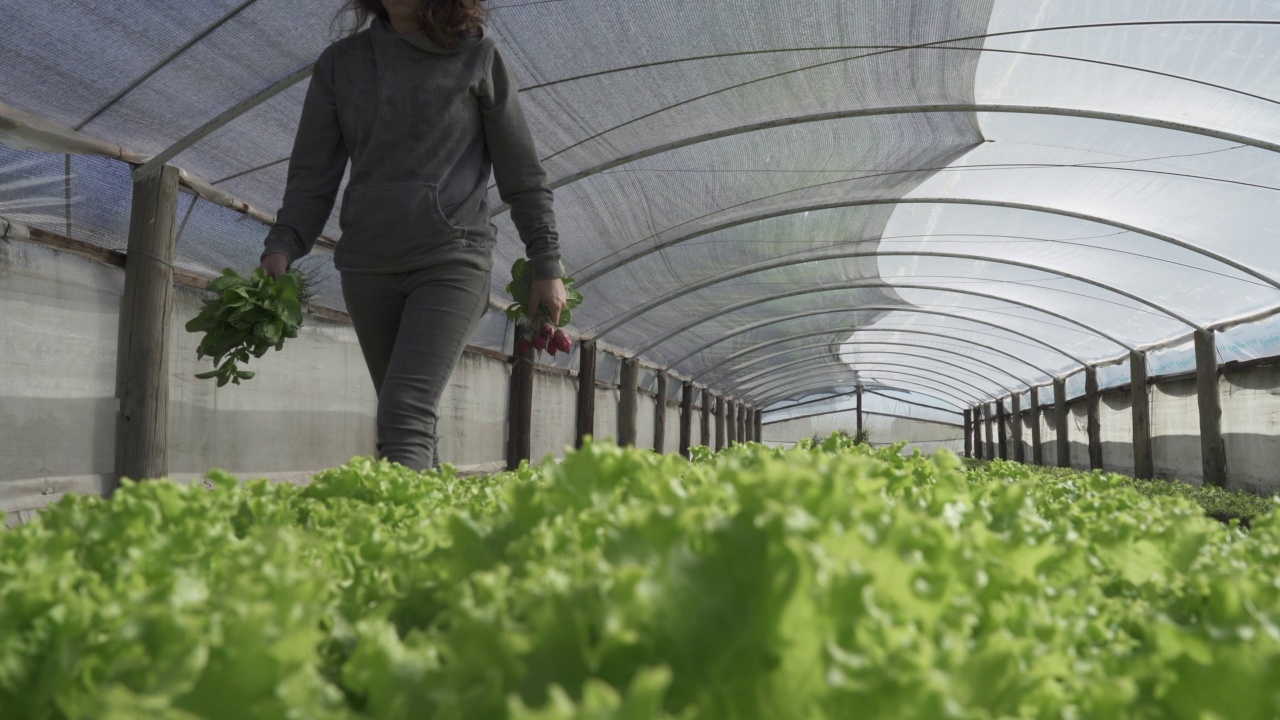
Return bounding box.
[184,267,306,387]
[3,437,1279,719]
[505,258,584,329]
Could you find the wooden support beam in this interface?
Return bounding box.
[726,400,736,445]
[715,395,726,451]
[507,325,534,470]
[1011,393,1024,463]
[1030,388,1043,465]
[1195,330,1227,487]
[753,408,763,442]
[736,402,747,444]
[972,405,984,459]
[855,384,865,435]
[114,164,180,487]
[654,373,668,453]
[700,389,711,447]
[679,381,694,458]
[575,340,597,448]
[963,409,973,458]
[1130,350,1153,479]
[984,402,995,460]
[1054,378,1069,468]
[996,398,1008,460]
[1085,366,1103,471]
[618,358,639,447]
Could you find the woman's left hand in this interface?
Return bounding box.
[529,277,567,325]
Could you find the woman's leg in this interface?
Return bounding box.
[340,272,405,397]
[376,262,491,470]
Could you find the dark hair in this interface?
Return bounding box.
[337,0,486,47]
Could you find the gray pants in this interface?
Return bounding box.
[341,260,491,471]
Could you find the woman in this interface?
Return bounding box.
[259,0,566,471]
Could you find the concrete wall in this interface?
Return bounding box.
[1067,400,1089,470]
[594,386,620,444]
[531,371,577,464]
[1150,378,1203,484]
[635,391,656,451]
[1039,404,1059,467]
[1098,390,1133,474]
[662,403,681,452]
[1220,364,1280,494]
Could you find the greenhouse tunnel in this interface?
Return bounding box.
[3,0,1280,525]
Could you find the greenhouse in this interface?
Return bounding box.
[3,0,1280,717]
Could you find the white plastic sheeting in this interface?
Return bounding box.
[2,0,1279,421]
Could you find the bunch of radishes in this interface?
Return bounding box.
[505,258,584,359]
[518,321,573,356]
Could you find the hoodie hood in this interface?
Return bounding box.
[370,16,487,54]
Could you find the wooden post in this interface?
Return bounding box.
[1085,366,1103,471]
[653,373,668,453]
[726,400,736,445]
[1011,393,1024,463]
[507,325,534,470]
[575,340,597,448]
[700,389,711,447]
[1054,378,1069,468]
[115,164,180,486]
[984,402,995,460]
[754,408,763,443]
[737,403,747,443]
[1030,387,1043,465]
[856,385,864,437]
[1130,351,1153,479]
[618,358,639,447]
[1195,330,1227,487]
[996,398,1008,460]
[973,405,984,459]
[679,381,693,458]
[963,409,973,458]
[715,395,726,451]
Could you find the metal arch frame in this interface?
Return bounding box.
[758,374,975,411]
[749,362,992,405]
[536,19,1280,166]
[732,340,1035,387]
[579,198,1277,303]
[698,326,1057,383]
[761,370,980,410]
[627,269,1190,358]
[747,361,998,405]
[705,332,1051,386]
[763,384,964,418]
[588,244,1208,343]
[666,304,1090,372]
[735,350,1017,396]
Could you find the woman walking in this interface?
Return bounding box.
[259,0,566,471]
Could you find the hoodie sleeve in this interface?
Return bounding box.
[479,45,563,280]
[262,46,349,267]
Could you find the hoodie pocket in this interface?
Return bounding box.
[339,182,464,265]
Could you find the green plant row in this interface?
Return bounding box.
[2,437,1279,719]
[967,459,1278,526]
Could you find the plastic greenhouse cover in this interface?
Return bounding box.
[1,0,1279,413]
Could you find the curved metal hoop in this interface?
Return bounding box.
[731,340,1035,387]
[696,326,1057,383]
[749,361,993,405]
[630,273,1188,358]
[734,350,1017,398]
[667,304,1089,371]
[759,370,980,410]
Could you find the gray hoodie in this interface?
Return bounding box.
[262,17,561,279]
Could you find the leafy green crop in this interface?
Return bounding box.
[3,438,1280,719]
[184,267,306,387]
[505,258,584,330]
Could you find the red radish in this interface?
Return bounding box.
[547,344,558,357]
[516,338,533,354]
[538,323,554,340]
[552,329,572,353]
[532,333,548,351]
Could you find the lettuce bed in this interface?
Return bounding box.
[2,437,1279,719]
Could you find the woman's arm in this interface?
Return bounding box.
[479,45,562,281]
[261,46,349,268]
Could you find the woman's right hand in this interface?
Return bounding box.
[261,252,289,278]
